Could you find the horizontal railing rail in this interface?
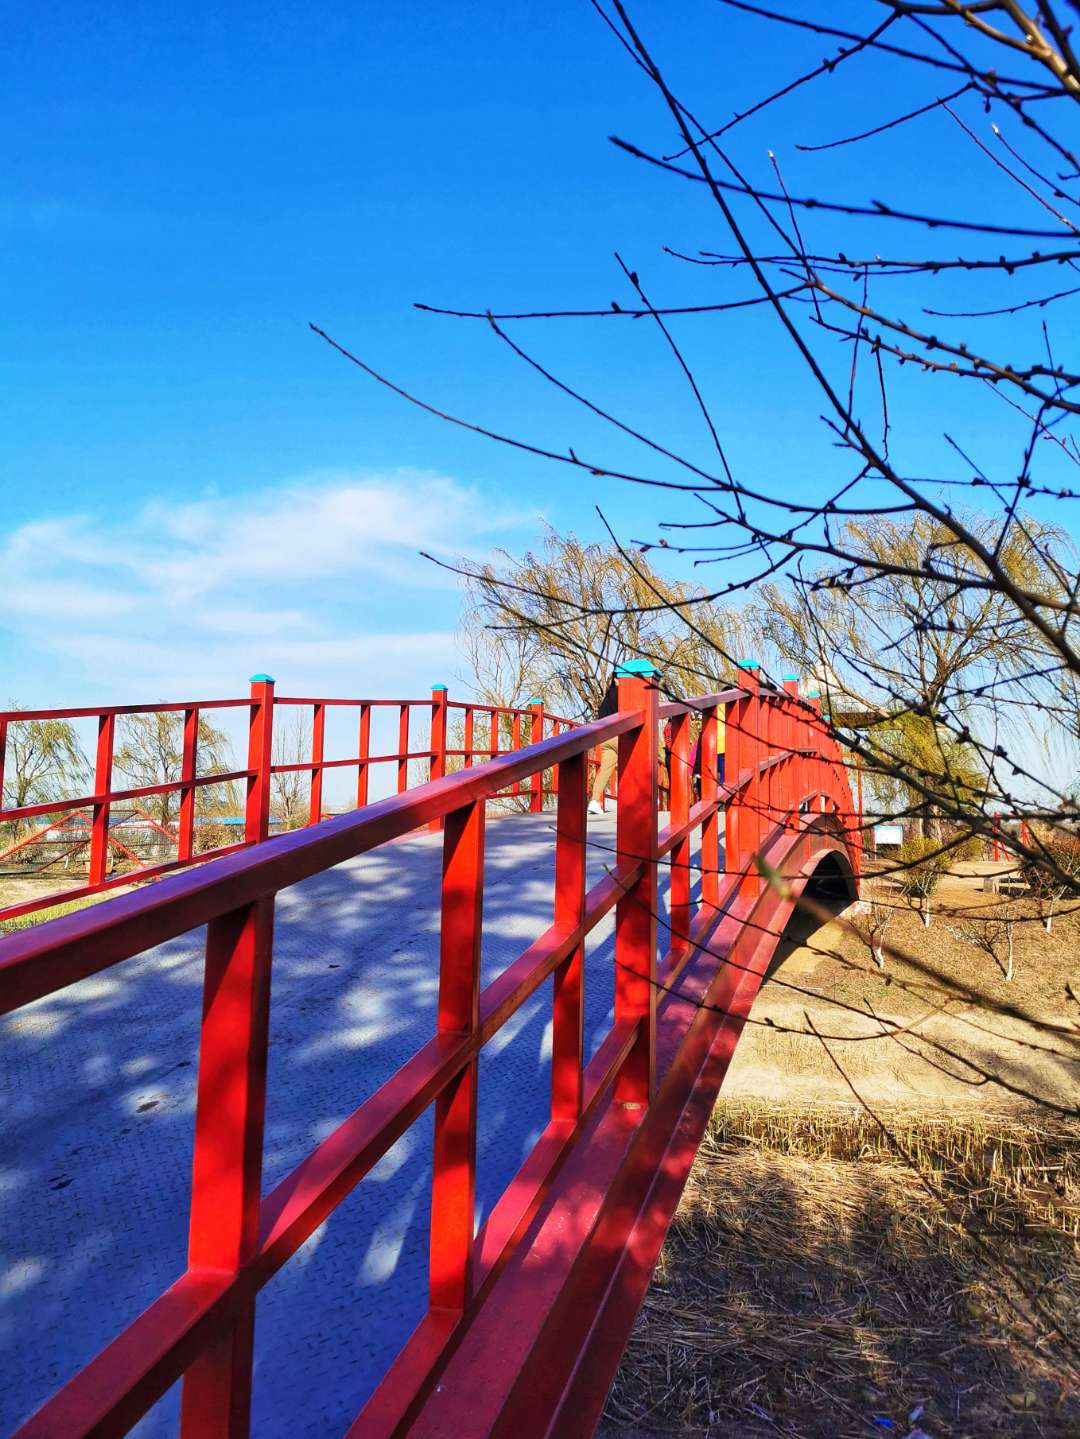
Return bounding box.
[1,662,859,1438]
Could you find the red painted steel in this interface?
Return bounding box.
[2,669,857,1439]
[551,751,586,1123]
[613,670,659,1107]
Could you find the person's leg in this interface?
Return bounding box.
[590,738,618,806]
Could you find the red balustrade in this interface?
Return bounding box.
[0,664,858,1438]
[0,682,585,925]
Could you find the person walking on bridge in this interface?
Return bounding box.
[588,677,619,816]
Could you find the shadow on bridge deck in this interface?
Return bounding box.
[0,810,698,1437]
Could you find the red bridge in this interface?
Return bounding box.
[0,664,859,1437]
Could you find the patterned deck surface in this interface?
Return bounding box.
[1,810,694,1436]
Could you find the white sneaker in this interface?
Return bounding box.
[588,800,605,816]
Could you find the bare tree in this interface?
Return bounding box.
[461,528,758,718]
[948,903,1020,982]
[270,710,312,830]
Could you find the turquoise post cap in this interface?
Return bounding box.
[249,673,275,683]
[614,659,662,677]
[782,673,799,682]
[525,697,543,705]
[431,684,448,692]
[737,659,760,670]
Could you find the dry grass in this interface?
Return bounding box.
[603,1102,1080,1438]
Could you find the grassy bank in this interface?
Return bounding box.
[604,1102,1080,1438]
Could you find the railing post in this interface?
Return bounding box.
[701,702,719,903]
[528,699,544,813]
[669,707,692,958]
[762,690,776,836]
[552,751,586,1121]
[88,710,116,887]
[430,799,484,1312]
[397,705,410,795]
[806,691,822,813]
[511,709,523,795]
[429,685,448,832]
[854,752,864,880]
[178,706,199,861]
[308,702,325,826]
[738,661,762,899]
[782,676,799,834]
[719,697,739,906]
[356,702,371,809]
[244,675,274,846]
[613,659,660,1107]
[181,895,275,1438]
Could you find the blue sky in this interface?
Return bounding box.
[3,1,1074,707]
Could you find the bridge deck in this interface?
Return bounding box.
[1,811,699,1437]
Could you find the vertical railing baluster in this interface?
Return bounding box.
[551,752,586,1122]
[88,711,115,887]
[244,676,274,846]
[179,706,199,861]
[854,753,864,880]
[806,692,822,812]
[668,709,692,957]
[721,693,740,901]
[738,661,762,899]
[308,702,325,826]
[430,800,484,1312]
[782,678,799,837]
[528,700,544,812]
[614,663,659,1106]
[463,706,474,768]
[702,704,721,909]
[511,711,522,795]
[181,896,275,1439]
[356,703,371,809]
[397,704,410,795]
[430,685,448,833]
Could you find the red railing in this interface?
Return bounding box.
[0,662,857,1438]
[0,681,588,925]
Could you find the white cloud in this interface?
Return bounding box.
[0,468,523,704]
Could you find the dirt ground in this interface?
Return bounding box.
[603,876,1080,1439]
[722,867,1080,1115]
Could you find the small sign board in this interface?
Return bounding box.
[873,822,904,848]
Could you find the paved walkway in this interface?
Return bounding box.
[0,811,695,1436]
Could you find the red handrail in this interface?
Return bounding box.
[1,668,858,1438]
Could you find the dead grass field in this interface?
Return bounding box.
[604,1105,1080,1438]
[604,881,1080,1438]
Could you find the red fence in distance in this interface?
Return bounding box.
[0,681,590,926]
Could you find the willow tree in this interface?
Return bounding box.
[459,528,757,717]
[761,511,1069,827]
[113,712,239,828]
